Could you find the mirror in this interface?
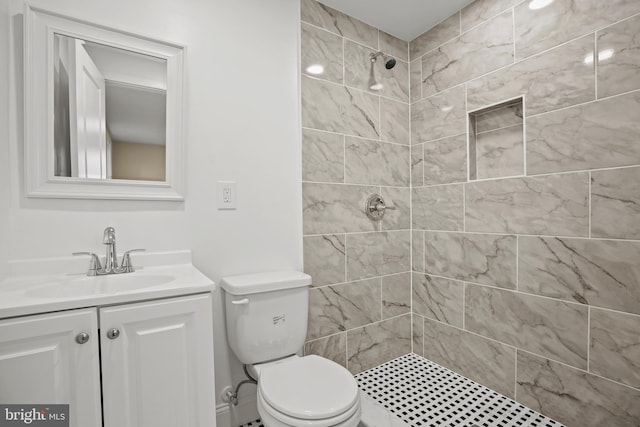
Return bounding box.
[25,5,185,200]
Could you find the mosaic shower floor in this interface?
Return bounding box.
[240,353,564,427]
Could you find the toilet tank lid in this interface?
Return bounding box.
[221,270,311,295]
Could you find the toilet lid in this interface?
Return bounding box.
[258,355,359,420]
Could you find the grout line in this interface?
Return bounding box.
[515,235,519,291]
[310,271,413,290]
[475,122,523,136]
[588,171,592,238]
[522,95,527,176]
[587,305,591,372]
[301,126,411,147]
[514,350,518,401]
[526,87,640,119]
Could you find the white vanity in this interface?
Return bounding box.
[0,254,216,427]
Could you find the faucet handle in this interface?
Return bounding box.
[121,249,145,273]
[72,252,102,276]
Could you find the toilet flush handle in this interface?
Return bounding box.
[231,298,249,305]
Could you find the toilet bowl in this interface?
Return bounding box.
[253,355,360,427]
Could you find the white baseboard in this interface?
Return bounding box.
[216,395,259,427]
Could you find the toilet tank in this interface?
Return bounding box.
[221,271,311,365]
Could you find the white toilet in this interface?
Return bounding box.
[221,270,361,427]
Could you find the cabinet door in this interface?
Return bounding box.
[100,294,215,427]
[0,309,102,427]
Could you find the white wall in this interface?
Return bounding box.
[4,0,302,414]
[0,1,10,281]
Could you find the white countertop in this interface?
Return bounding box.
[0,252,215,319]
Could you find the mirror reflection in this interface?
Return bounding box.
[53,34,167,181]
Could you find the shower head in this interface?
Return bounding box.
[369,52,397,70]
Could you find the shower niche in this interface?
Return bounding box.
[468,97,524,180]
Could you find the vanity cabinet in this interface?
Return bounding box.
[0,293,215,427]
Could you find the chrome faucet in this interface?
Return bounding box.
[73,227,145,276]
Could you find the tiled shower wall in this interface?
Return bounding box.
[410,0,640,426]
[299,0,412,374]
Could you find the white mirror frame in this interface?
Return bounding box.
[24,4,185,201]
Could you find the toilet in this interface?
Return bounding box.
[221,270,361,427]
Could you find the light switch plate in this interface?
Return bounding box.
[217,181,237,210]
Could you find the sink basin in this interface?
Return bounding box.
[26,274,175,298]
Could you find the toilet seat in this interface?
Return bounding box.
[256,355,360,426]
[258,391,360,427]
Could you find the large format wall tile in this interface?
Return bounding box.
[527,92,640,175]
[302,76,380,139]
[308,279,381,340]
[423,134,468,185]
[475,102,522,133]
[590,308,640,389]
[410,59,422,102]
[597,14,640,98]
[380,187,411,231]
[347,314,411,374]
[518,236,640,314]
[412,273,464,327]
[465,285,588,368]
[302,129,344,183]
[514,0,640,60]
[301,0,378,49]
[591,167,640,239]
[303,183,378,234]
[412,230,424,273]
[424,232,516,289]
[412,314,424,356]
[346,231,411,280]
[380,31,408,62]
[303,234,346,287]
[380,97,410,145]
[517,351,640,427]
[345,137,409,186]
[467,35,595,116]
[411,144,424,187]
[421,11,513,97]
[344,40,409,102]
[412,185,464,231]
[304,333,347,368]
[411,85,466,144]
[301,22,343,84]
[461,0,522,33]
[476,125,524,179]
[410,13,460,60]
[382,272,411,318]
[465,173,589,236]
[423,318,516,398]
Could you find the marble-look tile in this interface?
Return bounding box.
[412,184,464,231]
[591,167,640,239]
[461,0,522,33]
[381,272,411,318]
[474,102,523,133]
[468,118,478,180]
[423,317,516,398]
[412,273,464,327]
[379,30,408,62]
[380,98,410,145]
[410,144,424,187]
[410,13,460,60]
[412,230,424,273]
[411,85,467,144]
[346,231,411,281]
[465,285,589,368]
[412,314,424,356]
[476,125,524,179]
[304,333,347,368]
[514,0,640,60]
[303,234,346,287]
[307,279,381,340]
[347,314,411,374]
[465,173,590,236]
[380,187,410,231]
[303,183,379,235]
[301,22,343,84]
[518,236,640,314]
[300,0,378,49]
[590,308,640,389]
[344,40,409,103]
[344,137,409,186]
[423,134,468,185]
[424,231,517,289]
[302,129,344,183]
[302,76,380,139]
[422,11,513,97]
[467,35,595,116]
[410,59,422,103]
[517,351,640,427]
[527,92,640,175]
[598,14,640,98]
